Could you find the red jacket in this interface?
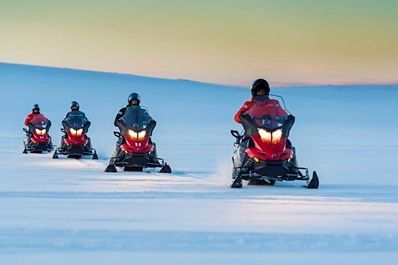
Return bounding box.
[24,113,43,126]
[234,98,287,123]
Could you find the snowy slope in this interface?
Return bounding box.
[1,62,398,265]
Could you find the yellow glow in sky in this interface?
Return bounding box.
[0,0,397,86]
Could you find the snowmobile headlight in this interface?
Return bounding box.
[35,128,46,135]
[138,130,146,140]
[70,128,77,136]
[271,129,283,143]
[258,128,272,142]
[128,129,138,138]
[76,128,83,136]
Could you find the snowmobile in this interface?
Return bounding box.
[53,112,98,159]
[230,95,319,189]
[104,106,171,173]
[23,114,54,153]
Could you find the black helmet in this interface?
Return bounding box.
[128,93,141,105]
[251,78,270,97]
[71,101,80,111]
[32,104,40,113]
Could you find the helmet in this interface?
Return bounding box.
[71,101,80,111]
[128,93,141,105]
[32,104,40,113]
[251,78,270,97]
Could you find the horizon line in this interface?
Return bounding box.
[1,61,397,89]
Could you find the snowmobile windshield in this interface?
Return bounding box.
[30,114,49,130]
[120,106,152,131]
[64,113,88,129]
[245,95,290,130]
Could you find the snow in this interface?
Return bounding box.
[1,62,398,264]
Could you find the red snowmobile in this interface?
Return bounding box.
[105,106,171,173]
[53,112,98,159]
[23,114,54,153]
[230,95,319,189]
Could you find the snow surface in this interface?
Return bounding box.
[1,62,398,264]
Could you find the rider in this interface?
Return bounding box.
[24,104,52,143]
[234,78,287,123]
[24,104,51,128]
[114,93,147,125]
[234,78,295,145]
[59,101,92,150]
[62,101,91,130]
[109,93,157,163]
[232,79,295,187]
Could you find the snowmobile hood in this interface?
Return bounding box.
[121,106,152,131]
[64,113,88,129]
[30,114,50,130]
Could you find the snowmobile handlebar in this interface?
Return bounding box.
[230,130,242,139]
[113,131,121,138]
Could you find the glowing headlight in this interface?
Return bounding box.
[128,130,146,140]
[138,130,146,140]
[35,128,46,135]
[70,128,83,136]
[76,129,83,136]
[128,129,138,138]
[258,128,283,143]
[258,128,272,142]
[272,129,282,143]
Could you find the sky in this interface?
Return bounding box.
[0,0,397,86]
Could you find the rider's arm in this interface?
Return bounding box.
[146,117,156,136]
[63,112,71,121]
[83,120,91,132]
[144,109,154,123]
[61,113,69,127]
[46,120,52,130]
[114,107,126,126]
[81,111,89,123]
[234,100,253,123]
[80,112,91,131]
[24,114,33,126]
